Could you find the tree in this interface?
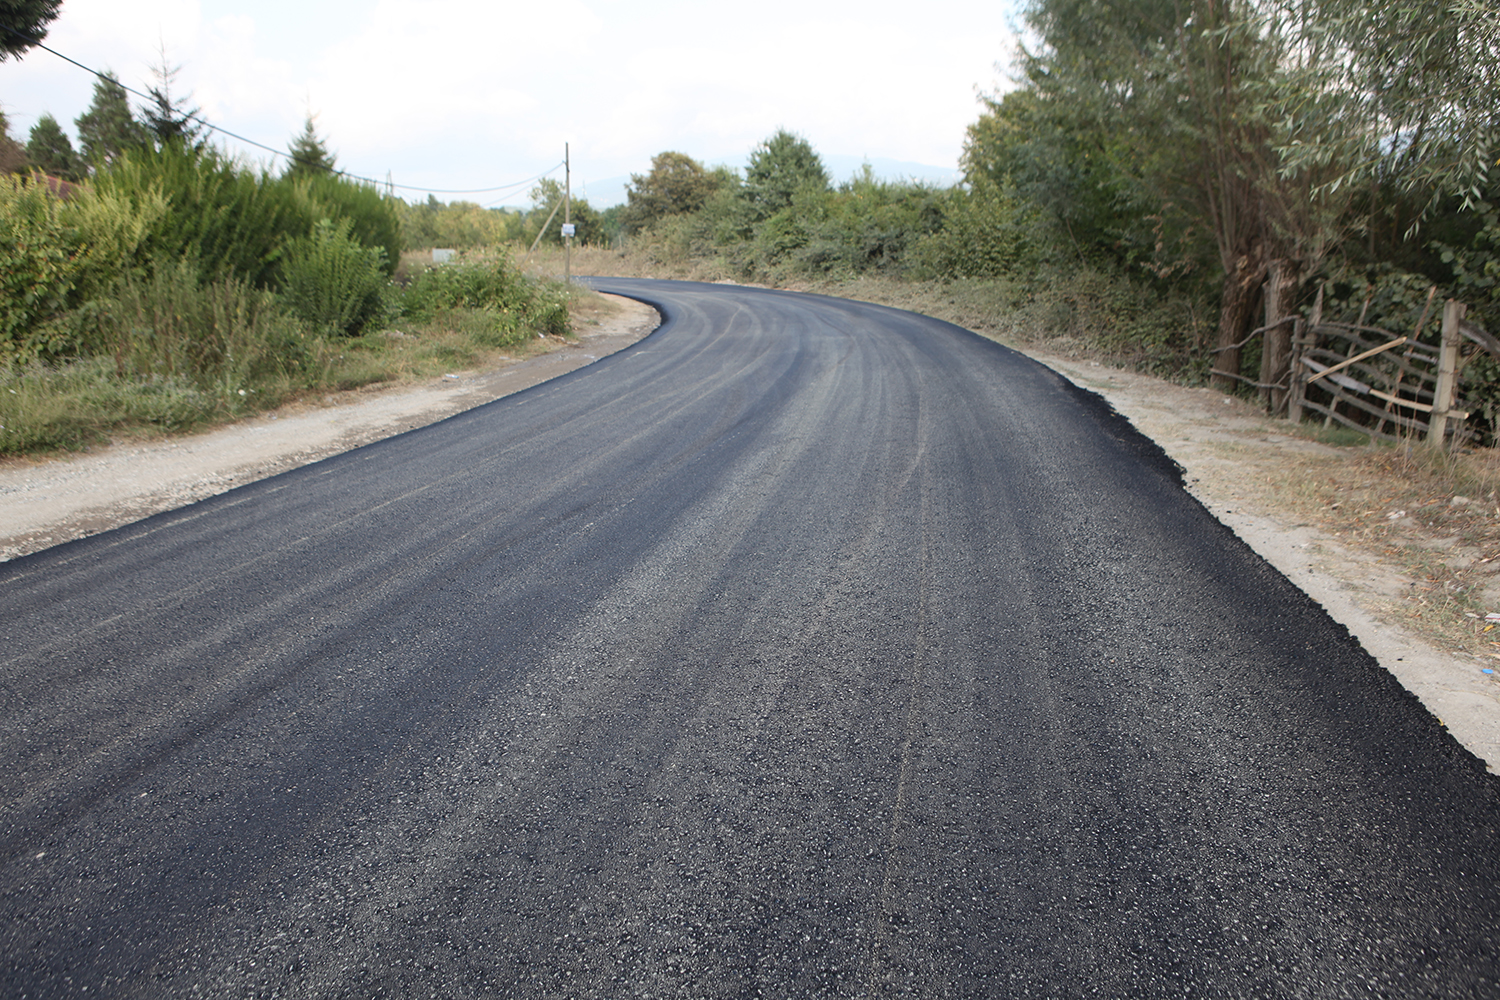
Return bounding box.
[1014,0,1348,392]
[75,72,148,167]
[0,0,61,61]
[742,129,828,220]
[526,178,605,245]
[621,151,718,233]
[0,108,28,174]
[286,114,336,178]
[25,113,81,180]
[1276,0,1500,220]
[141,55,203,148]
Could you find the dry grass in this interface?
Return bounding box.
[1262,438,1500,655]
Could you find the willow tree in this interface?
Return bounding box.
[1014,0,1362,392]
[1275,0,1500,222]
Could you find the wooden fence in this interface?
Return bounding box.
[1213,288,1500,447]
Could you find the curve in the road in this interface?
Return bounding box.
[1,278,1497,998]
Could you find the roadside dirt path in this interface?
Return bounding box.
[2,292,1495,770]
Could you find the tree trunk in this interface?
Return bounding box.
[1210,242,1267,394]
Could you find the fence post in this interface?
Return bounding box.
[1287,317,1306,423]
[1429,299,1465,446]
[1261,260,1294,415]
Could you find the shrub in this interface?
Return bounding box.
[910,181,1048,279]
[0,174,80,366]
[280,218,392,336]
[290,172,402,276]
[401,252,570,345]
[90,142,310,290]
[0,358,215,453]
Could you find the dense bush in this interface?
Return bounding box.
[911,181,1048,279]
[280,219,392,336]
[90,143,308,289]
[294,172,401,276]
[0,174,81,366]
[402,253,569,344]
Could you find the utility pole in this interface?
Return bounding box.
[564,143,572,284]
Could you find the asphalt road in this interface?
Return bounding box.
[2,278,1498,998]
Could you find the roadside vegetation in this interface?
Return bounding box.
[0,73,582,455]
[576,1,1500,404]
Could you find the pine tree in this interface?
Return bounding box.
[141,55,203,148]
[75,72,147,166]
[0,0,62,61]
[286,114,336,178]
[25,112,80,179]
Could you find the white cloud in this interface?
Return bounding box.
[0,0,1017,198]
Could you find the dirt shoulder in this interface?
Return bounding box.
[2,290,1495,771]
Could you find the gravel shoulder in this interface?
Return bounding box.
[2,291,1495,770]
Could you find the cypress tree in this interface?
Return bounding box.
[0,0,62,61]
[26,113,81,180]
[75,72,147,167]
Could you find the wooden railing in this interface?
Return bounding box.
[1214,290,1497,447]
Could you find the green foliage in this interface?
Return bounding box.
[74,72,147,167]
[91,142,303,289]
[25,114,81,181]
[621,151,720,233]
[94,257,312,402]
[1018,263,1215,379]
[911,181,1047,279]
[88,142,400,294]
[285,114,336,179]
[0,0,61,60]
[396,196,524,250]
[743,129,829,221]
[141,59,204,148]
[0,173,77,365]
[280,218,391,336]
[0,263,311,453]
[1277,0,1500,216]
[525,178,607,246]
[788,169,945,276]
[0,358,215,453]
[290,171,401,276]
[1437,207,1500,328]
[401,253,569,344]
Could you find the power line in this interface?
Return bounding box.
[0,22,562,197]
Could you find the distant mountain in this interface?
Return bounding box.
[821,155,963,189]
[572,154,962,209]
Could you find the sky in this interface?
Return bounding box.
[0,0,1020,206]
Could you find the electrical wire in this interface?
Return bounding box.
[0,22,562,197]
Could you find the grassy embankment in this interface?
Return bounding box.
[0,247,598,456]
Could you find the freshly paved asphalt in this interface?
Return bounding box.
[2,278,1498,998]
